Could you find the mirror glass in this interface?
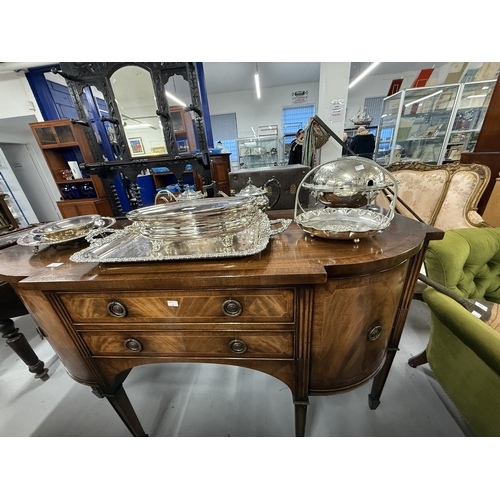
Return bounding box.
[111,65,167,156]
[165,74,195,153]
[165,74,191,107]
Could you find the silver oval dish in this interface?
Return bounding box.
[127,196,257,221]
[17,217,116,246]
[29,215,102,242]
[126,196,260,241]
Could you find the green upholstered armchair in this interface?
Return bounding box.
[409,228,500,436]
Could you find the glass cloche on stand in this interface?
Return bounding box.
[294,156,398,242]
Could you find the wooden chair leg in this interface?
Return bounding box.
[1,318,49,381]
[408,349,428,368]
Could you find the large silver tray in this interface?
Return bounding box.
[295,207,389,240]
[70,213,291,263]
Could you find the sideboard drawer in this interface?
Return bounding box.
[57,289,295,324]
[80,330,294,358]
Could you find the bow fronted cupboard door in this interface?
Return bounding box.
[30,119,113,218]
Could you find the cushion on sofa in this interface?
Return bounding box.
[425,228,500,303]
[433,169,490,231]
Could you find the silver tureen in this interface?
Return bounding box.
[294,156,398,241]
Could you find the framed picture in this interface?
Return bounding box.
[129,137,145,156]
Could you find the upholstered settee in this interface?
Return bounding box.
[410,228,500,436]
[375,162,491,231]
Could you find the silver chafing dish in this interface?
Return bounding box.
[294,156,397,241]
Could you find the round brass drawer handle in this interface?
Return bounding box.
[124,338,143,352]
[228,339,247,354]
[107,301,128,318]
[222,299,243,317]
[367,325,382,341]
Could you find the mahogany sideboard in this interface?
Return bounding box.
[0,212,442,436]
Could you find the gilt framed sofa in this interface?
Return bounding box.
[376,162,491,231]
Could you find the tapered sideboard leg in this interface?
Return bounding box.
[1,318,49,381]
[93,384,149,437]
[294,399,309,437]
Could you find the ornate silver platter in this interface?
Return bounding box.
[70,213,291,263]
[295,207,389,240]
[126,196,260,241]
[17,217,116,248]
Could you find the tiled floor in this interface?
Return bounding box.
[0,300,468,437]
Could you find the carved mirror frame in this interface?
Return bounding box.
[57,62,208,162]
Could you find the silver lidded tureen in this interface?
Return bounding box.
[294,156,398,241]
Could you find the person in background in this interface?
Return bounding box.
[288,128,305,164]
[342,132,352,156]
[349,126,375,159]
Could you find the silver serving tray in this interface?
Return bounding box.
[70,214,291,263]
[17,217,116,247]
[295,207,391,240]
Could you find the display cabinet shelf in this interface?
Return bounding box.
[30,119,113,218]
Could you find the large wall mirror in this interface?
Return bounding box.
[111,66,167,157]
[58,62,209,162]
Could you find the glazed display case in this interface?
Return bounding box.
[374,80,497,166]
[237,135,281,169]
[442,80,496,162]
[374,83,460,166]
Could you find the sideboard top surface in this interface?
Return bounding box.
[0,213,442,291]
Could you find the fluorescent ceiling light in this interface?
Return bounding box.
[405,90,443,107]
[467,94,487,98]
[124,123,153,129]
[254,71,261,99]
[348,62,380,89]
[165,90,187,107]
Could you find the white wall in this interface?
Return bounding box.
[207,81,320,139]
[0,71,44,121]
[344,64,452,128]
[0,72,63,219]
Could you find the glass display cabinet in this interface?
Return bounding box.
[374,80,497,166]
[237,135,280,169]
[374,83,460,166]
[442,80,496,162]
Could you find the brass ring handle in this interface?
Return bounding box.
[124,338,143,352]
[222,299,243,317]
[367,326,382,341]
[107,301,128,318]
[228,339,247,354]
